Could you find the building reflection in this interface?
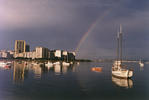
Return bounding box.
[112,76,133,88]
[32,64,42,79]
[62,66,68,74]
[13,61,76,83]
[54,64,61,75]
[13,61,28,84]
[52,63,75,75]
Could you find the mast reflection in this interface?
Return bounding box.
[112,76,133,88]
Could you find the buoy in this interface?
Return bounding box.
[91,67,102,72]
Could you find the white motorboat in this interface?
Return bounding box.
[0,62,7,67]
[53,61,60,65]
[62,62,70,66]
[70,62,73,64]
[0,62,11,69]
[45,61,53,67]
[77,62,80,65]
[112,25,133,78]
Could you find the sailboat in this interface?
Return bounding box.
[139,60,144,67]
[112,25,133,78]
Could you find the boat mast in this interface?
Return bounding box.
[116,24,122,66]
[119,24,123,63]
[117,30,120,62]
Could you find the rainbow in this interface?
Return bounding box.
[75,8,113,54]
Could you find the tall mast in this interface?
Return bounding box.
[117,31,120,62]
[117,25,123,62]
[119,24,123,63]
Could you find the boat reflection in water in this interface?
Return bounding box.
[112,76,133,88]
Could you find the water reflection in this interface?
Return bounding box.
[112,76,133,88]
[13,61,28,84]
[54,64,61,75]
[32,63,42,79]
[13,61,75,82]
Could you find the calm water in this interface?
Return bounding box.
[0,61,149,100]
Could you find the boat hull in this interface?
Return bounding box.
[62,62,70,66]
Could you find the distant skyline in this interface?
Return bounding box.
[0,0,149,59]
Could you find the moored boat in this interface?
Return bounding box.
[62,62,70,66]
[45,61,53,67]
[0,62,11,68]
[112,61,133,78]
[53,61,60,65]
[139,60,144,67]
[112,25,133,78]
[0,62,7,67]
[91,67,102,72]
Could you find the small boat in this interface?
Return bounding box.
[77,62,80,65]
[0,62,11,69]
[45,61,53,67]
[70,62,73,64]
[139,60,144,67]
[112,25,133,78]
[4,65,11,69]
[91,67,102,72]
[0,62,7,67]
[62,62,70,66]
[0,62,8,67]
[53,62,60,65]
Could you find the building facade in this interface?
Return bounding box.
[15,40,26,53]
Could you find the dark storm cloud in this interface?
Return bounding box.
[0,0,149,59]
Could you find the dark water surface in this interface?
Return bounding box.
[0,61,149,100]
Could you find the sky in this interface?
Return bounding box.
[0,0,149,59]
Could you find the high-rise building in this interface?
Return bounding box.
[15,40,26,53]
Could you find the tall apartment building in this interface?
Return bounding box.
[15,40,26,53]
[14,40,30,58]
